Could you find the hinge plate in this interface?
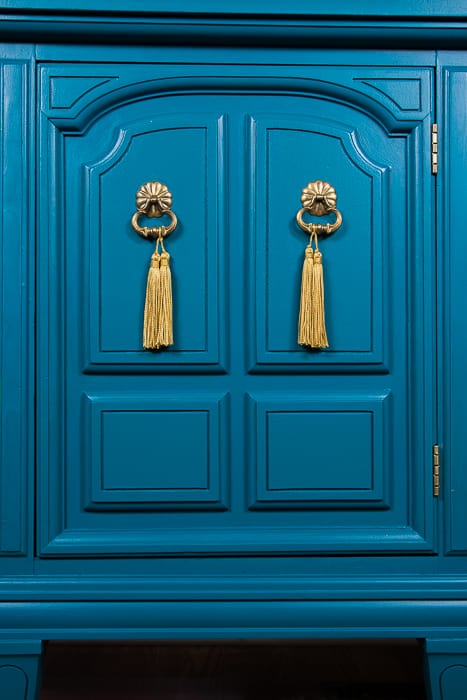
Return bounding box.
[433,444,440,497]
[432,123,438,175]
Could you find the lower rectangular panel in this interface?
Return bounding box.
[248,392,389,509]
[83,393,230,511]
[39,388,433,557]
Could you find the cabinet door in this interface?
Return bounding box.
[37,61,436,558]
[440,60,467,555]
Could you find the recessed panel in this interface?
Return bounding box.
[98,128,208,354]
[249,393,389,509]
[101,411,209,490]
[84,394,229,511]
[55,106,227,373]
[267,412,373,491]
[249,113,388,372]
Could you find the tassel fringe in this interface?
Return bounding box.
[158,250,174,348]
[311,249,328,348]
[143,239,174,350]
[298,231,329,349]
[298,246,314,347]
[143,251,161,349]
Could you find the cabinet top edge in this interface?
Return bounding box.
[2,0,467,18]
[2,16,467,50]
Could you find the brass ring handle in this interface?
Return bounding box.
[296,206,342,235]
[131,209,178,239]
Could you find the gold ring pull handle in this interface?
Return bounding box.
[296,206,342,235]
[131,181,178,239]
[131,209,178,239]
[295,179,343,235]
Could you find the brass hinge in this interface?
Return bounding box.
[433,444,440,497]
[432,123,438,175]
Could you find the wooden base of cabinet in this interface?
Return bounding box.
[424,639,467,700]
[0,642,43,700]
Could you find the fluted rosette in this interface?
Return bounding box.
[136,181,173,217]
[301,180,337,216]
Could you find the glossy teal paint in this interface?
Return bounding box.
[36,62,435,558]
[425,641,467,700]
[1,3,467,699]
[438,54,467,558]
[4,0,467,15]
[0,50,35,575]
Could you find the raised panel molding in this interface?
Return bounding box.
[48,75,118,111]
[0,61,30,557]
[83,393,229,511]
[40,392,231,557]
[39,76,228,372]
[248,393,390,510]
[39,65,433,133]
[354,78,423,112]
[83,115,227,372]
[248,112,388,373]
[37,61,435,559]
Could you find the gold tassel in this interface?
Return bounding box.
[143,249,161,350]
[157,246,174,348]
[311,246,329,348]
[298,229,329,349]
[298,244,314,346]
[142,235,174,350]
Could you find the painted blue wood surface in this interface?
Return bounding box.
[4,0,467,15]
[437,55,467,557]
[425,640,467,700]
[36,60,435,560]
[0,50,34,574]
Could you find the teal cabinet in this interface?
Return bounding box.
[1,5,467,699]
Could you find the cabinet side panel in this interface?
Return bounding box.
[0,61,32,559]
[443,68,467,554]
